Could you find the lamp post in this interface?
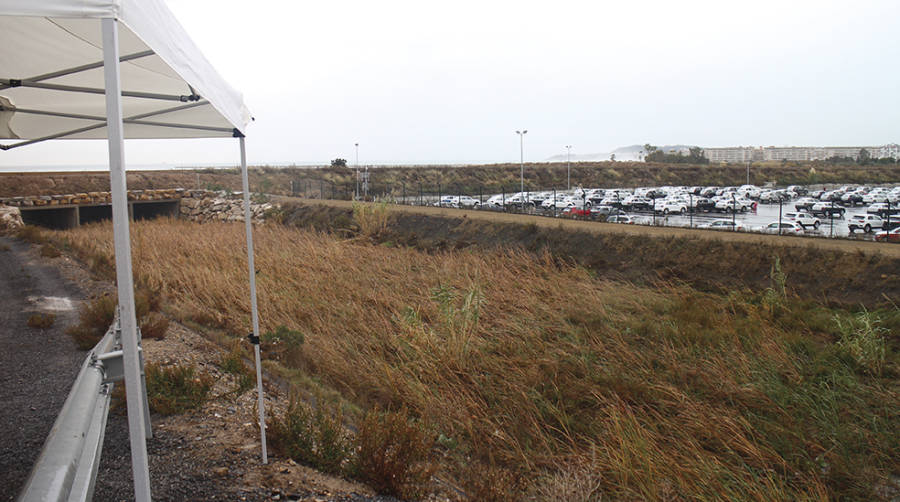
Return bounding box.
[354,144,360,200]
[516,130,528,199]
[566,144,572,191]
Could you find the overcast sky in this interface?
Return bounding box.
[2,0,899,168]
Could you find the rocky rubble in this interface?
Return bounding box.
[0,204,23,233]
[179,190,275,224]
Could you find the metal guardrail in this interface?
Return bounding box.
[17,317,149,502]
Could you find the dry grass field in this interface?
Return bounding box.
[45,217,899,500]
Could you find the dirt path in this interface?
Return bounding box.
[287,198,900,258]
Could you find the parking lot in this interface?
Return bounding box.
[407,184,900,242]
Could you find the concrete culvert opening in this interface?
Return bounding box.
[19,207,78,229]
[78,205,113,226]
[133,201,179,221]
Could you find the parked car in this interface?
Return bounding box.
[485,194,505,207]
[794,197,819,211]
[757,221,804,235]
[783,212,821,229]
[847,214,883,233]
[656,199,688,215]
[699,219,744,231]
[809,202,846,218]
[715,198,753,213]
[606,214,636,224]
[621,195,653,211]
[840,191,865,206]
[874,227,900,243]
[867,203,899,218]
[786,185,808,196]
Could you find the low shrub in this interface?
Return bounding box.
[835,309,888,376]
[219,342,255,393]
[39,244,61,258]
[145,362,213,415]
[66,295,116,349]
[349,407,435,500]
[465,465,524,502]
[269,397,351,475]
[1,243,11,251]
[16,226,45,244]
[139,312,169,340]
[262,325,305,366]
[27,313,56,329]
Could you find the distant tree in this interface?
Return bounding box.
[858,148,871,165]
[610,153,616,162]
[331,158,348,167]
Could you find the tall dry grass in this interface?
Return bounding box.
[52,219,899,500]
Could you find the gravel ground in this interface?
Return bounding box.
[0,235,85,501]
[0,235,402,502]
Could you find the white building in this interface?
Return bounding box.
[703,144,899,163]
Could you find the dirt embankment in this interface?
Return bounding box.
[279,199,900,309]
[3,161,899,199]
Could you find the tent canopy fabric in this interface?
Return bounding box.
[0,0,251,147]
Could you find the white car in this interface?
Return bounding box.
[847,214,883,233]
[699,219,744,231]
[606,214,636,224]
[485,194,505,207]
[757,221,804,235]
[783,212,820,229]
[656,199,688,214]
[715,198,752,212]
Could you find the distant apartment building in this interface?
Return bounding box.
[703,144,899,163]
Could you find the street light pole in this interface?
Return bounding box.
[354,142,359,200]
[566,144,572,191]
[516,130,528,197]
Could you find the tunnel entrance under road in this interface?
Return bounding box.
[19,199,181,229]
[19,206,78,229]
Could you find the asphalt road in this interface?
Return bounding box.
[0,235,84,500]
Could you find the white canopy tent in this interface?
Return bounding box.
[1,2,266,500]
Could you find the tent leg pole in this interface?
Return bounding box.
[102,17,152,502]
[240,136,268,464]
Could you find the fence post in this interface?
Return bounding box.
[778,199,783,235]
[689,193,693,228]
[886,201,892,239]
[830,200,834,238]
[479,186,483,205]
[502,187,505,211]
[731,193,736,230]
[438,182,442,208]
[553,188,556,218]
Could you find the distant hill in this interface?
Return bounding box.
[545,144,698,162]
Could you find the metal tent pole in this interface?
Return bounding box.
[101,17,151,502]
[238,135,268,464]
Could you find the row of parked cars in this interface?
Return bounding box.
[428,183,899,240]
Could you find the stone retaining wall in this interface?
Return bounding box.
[179,190,275,223]
[0,188,185,207]
[0,188,276,225]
